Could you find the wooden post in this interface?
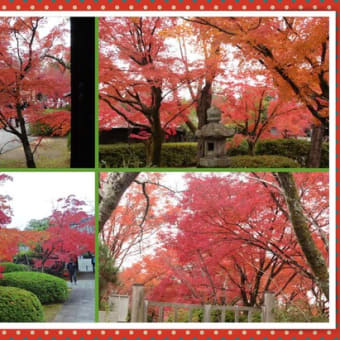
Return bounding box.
[159,306,164,322]
[203,305,211,322]
[188,307,193,322]
[263,291,275,322]
[144,300,149,323]
[234,308,240,322]
[248,309,253,323]
[174,306,178,322]
[131,284,145,322]
[221,308,226,323]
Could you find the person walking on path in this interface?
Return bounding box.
[67,259,77,285]
[91,254,95,273]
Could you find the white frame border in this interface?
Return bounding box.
[0,10,335,330]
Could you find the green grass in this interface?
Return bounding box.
[0,137,70,168]
[42,303,64,322]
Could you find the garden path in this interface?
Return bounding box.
[53,272,95,322]
[0,126,36,153]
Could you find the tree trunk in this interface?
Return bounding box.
[17,105,36,168]
[99,172,139,232]
[185,119,197,134]
[277,172,329,300]
[149,86,163,167]
[307,124,325,168]
[21,137,36,168]
[196,81,212,162]
[247,140,256,156]
[150,118,164,167]
[144,139,152,166]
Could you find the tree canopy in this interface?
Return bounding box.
[100,172,329,320]
[0,17,71,167]
[99,16,329,167]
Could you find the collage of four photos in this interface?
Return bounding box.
[0,14,334,328]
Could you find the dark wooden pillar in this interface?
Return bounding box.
[70,17,95,168]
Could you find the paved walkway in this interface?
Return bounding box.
[0,126,36,153]
[53,273,95,322]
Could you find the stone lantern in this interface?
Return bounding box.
[196,106,234,167]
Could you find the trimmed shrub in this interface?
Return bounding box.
[0,262,30,273]
[0,286,44,322]
[229,155,300,168]
[100,143,197,168]
[100,143,146,168]
[0,272,68,304]
[29,122,54,137]
[226,140,249,156]
[255,139,329,168]
[161,143,197,167]
[100,139,326,168]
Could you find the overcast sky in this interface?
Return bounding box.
[1,172,94,230]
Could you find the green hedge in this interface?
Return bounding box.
[100,139,327,168]
[160,143,197,167]
[29,122,54,137]
[227,140,249,156]
[100,143,146,168]
[229,155,300,168]
[100,143,197,168]
[0,286,44,322]
[0,272,68,304]
[255,139,329,168]
[0,262,30,273]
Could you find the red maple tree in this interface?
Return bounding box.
[34,195,94,271]
[220,84,311,155]
[112,173,328,315]
[99,17,198,166]
[187,16,329,167]
[0,17,70,168]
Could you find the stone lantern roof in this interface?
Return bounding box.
[196,106,234,139]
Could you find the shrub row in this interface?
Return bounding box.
[0,271,69,304]
[100,138,324,168]
[100,142,197,168]
[229,155,300,168]
[0,286,44,322]
[0,262,30,273]
[255,139,328,168]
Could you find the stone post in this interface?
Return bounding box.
[203,304,212,322]
[131,284,145,322]
[262,291,275,322]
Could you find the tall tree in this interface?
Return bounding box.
[35,195,94,271]
[99,172,139,233]
[175,22,223,159]
[99,17,195,166]
[25,218,49,231]
[115,172,329,312]
[100,172,176,270]
[221,84,310,155]
[187,16,329,167]
[0,17,70,167]
[276,172,329,300]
